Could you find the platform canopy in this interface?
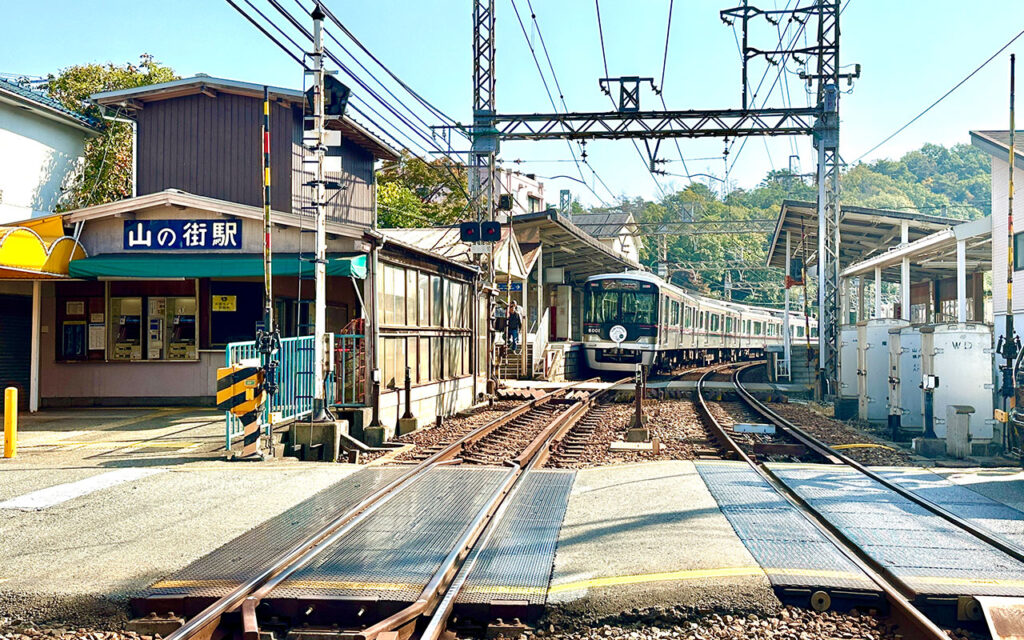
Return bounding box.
[511,209,642,281]
[766,200,960,270]
[0,215,87,279]
[840,216,991,282]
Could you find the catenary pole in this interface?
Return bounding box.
[311,5,329,420]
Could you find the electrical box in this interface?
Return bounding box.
[555,285,572,340]
[544,267,565,284]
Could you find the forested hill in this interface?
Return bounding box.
[589,142,992,306]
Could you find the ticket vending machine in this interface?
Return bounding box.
[110,297,143,360]
[147,297,166,360]
[169,298,198,360]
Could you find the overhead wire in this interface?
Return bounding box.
[592,0,667,198]
[656,0,692,185]
[510,0,612,206]
[855,25,1024,163]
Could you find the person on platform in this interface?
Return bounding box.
[506,301,522,354]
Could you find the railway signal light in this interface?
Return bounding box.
[498,194,514,210]
[459,221,480,242]
[481,221,501,241]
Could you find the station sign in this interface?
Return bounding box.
[124,219,242,250]
[497,282,523,292]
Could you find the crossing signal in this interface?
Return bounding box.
[498,194,514,210]
[459,221,480,242]
[481,221,501,241]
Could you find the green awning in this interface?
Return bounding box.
[68,253,367,279]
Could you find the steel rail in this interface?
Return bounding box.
[417,379,629,640]
[732,362,1024,566]
[693,366,947,640]
[339,378,629,640]
[160,381,595,640]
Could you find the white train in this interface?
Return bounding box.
[583,271,817,372]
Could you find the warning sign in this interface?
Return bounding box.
[212,295,237,312]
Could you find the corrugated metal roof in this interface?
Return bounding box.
[571,212,633,238]
[0,78,102,132]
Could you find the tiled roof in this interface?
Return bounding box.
[0,78,102,131]
[570,212,634,238]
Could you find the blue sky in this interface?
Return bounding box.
[4,1,1023,207]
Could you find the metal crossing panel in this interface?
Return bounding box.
[457,469,575,605]
[270,467,509,602]
[146,467,406,599]
[696,461,876,593]
[877,468,1024,546]
[771,464,1024,597]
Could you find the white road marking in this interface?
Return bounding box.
[0,468,165,511]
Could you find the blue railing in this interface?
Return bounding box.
[224,333,365,450]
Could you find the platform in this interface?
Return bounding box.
[770,464,1024,599]
[502,379,789,394]
[695,461,879,607]
[547,461,778,616]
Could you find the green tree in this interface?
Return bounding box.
[376,152,469,227]
[46,54,178,210]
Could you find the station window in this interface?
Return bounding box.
[56,280,199,362]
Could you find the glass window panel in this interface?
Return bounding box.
[383,265,394,325]
[432,336,443,380]
[418,273,430,326]
[418,335,429,382]
[432,276,443,326]
[383,338,396,388]
[395,266,406,326]
[395,337,406,386]
[406,270,417,327]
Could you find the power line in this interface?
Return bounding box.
[657,0,692,184]
[224,0,309,69]
[510,0,612,206]
[855,25,1024,163]
[594,0,610,78]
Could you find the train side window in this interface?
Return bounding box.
[684,306,692,328]
[725,316,732,333]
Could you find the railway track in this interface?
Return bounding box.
[697,361,1024,640]
[154,378,628,640]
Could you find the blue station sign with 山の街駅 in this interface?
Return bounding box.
[123,219,242,250]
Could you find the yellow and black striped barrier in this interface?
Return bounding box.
[217,363,265,459]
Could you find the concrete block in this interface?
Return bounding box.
[397,416,420,435]
[337,407,374,441]
[127,613,183,636]
[363,425,387,447]
[912,437,947,458]
[289,420,347,462]
[972,440,1003,457]
[625,428,649,442]
[834,398,858,420]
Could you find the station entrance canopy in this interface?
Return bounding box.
[68,252,367,279]
[766,200,960,270]
[511,209,641,281]
[0,215,87,279]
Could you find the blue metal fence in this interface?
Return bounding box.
[224,333,365,450]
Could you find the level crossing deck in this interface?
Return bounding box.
[770,464,1024,600]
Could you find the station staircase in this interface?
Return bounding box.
[499,342,535,380]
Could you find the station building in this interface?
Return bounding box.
[0,76,494,448]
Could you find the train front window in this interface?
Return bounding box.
[620,291,657,325]
[584,288,657,325]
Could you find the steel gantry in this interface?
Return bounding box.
[467,0,854,397]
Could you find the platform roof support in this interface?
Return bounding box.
[901,221,910,321]
[874,266,882,318]
[957,239,968,322]
[30,280,40,413]
[784,231,792,376]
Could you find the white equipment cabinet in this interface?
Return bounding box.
[920,323,995,442]
[887,326,923,433]
[858,319,909,423]
[839,325,859,400]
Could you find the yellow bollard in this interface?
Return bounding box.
[4,387,16,458]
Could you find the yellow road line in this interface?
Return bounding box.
[154,569,1024,599]
[832,443,897,451]
[547,567,765,594]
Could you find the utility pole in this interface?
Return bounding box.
[462,0,855,397]
[471,0,498,394]
[310,5,330,420]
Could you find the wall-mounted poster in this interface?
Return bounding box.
[66,301,85,316]
[88,323,105,351]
